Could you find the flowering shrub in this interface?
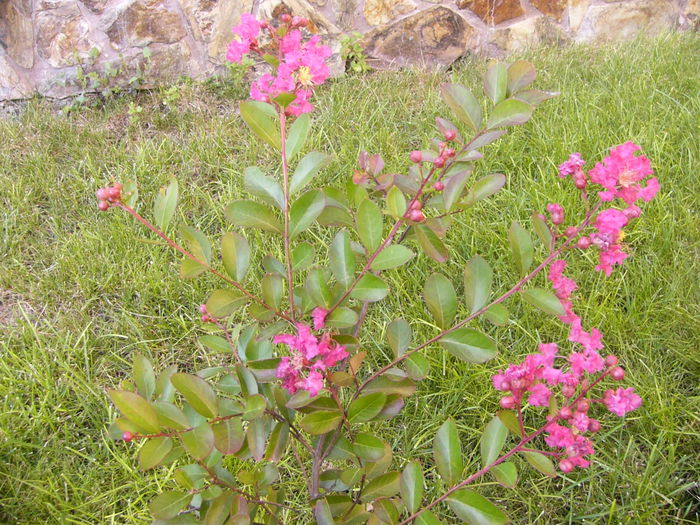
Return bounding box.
[99,14,657,524]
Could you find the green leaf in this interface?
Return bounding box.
[290,151,332,195]
[212,418,245,455]
[363,376,416,397]
[155,365,178,402]
[326,307,359,329]
[153,178,178,231]
[508,221,533,277]
[480,416,508,467]
[306,267,334,308]
[507,60,537,95]
[265,421,290,462]
[292,242,315,270]
[139,436,173,470]
[496,410,523,438]
[221,232,250,282]
[357,199,383,252]
[246,416,269,461]
[149,490,192,520]
[434,418,462,485]
[439,328,497,363]
[360,471,400,502]
[464,173,506,205]
[261,274,283,310]
[154,401,190,429]
[386,318,412,357]
[484,304,509,326]
[484,62,507,104]
[423,273,457,329]
[133,354,156,400]
[181,422,215,460]
[532,212,553,249]
[348,393,386,423]
[350,274,389,302]
[386,186,407,217]
[121,179,138,208]
[314,499,336,525]
[329,230,356,288]
[487,99,533,129]
[290,190,325,238]
[405,352,430,380]
[181,225,211,264]
[206,289,247,317]
[441,83,482,132]
[286,112,311,159]
[416,511,444,525]
[108,390,160,433]
[446,489,508,525]
[180,258,207,279]
[243,394,267,420]
[225,201,282,233]
[491,461,518,488]
[521,288,565,316]
[300,411,342,435]
[443,170,470,212]
[400,460,424,514]
[243,166,284,210]
[521,450,557,477]
[464,255,492,315]
[513,89,559,106]
[353,433,385,462]
[171,373,219,418]
[371,245,414,271]
[414,224,448,263]
[239,100,281,150]
[466,130,506,152]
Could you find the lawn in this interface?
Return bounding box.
[1,32,699,524]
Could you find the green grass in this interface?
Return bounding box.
[1,32,699,524]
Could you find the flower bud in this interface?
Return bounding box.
[199,304,208,314]
[588,419,601,433]
[122,431,134,442]
[576,236,592,249]
[559,459,574,473]
[562,384,576,397]
[280,13,292,23]
[443,129,457,141]
[201,314,210,323]
[410,150,422,163]
[576,399,590,412]
[292,16,307,27]
[623,205,641,219]
[565,226,577,237]
[609,366,625,381]
[559,407,572,419]
[409,209,425,222]
[410,200,422,210]
[444,148,456,158]
[433,181,444,191]
[604,355,618,367]
[107,186,121,201]
[433,156,445,168]
[96,188,109,200]
[98,200,109,211]
[499,396,516,409]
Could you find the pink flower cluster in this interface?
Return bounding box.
[549,259,604,354]
[226,14,332,116]
[274,323,348,397]
[493,342,641,472]
[557,143,659,276]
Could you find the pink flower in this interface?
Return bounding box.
[589,142,656,205]
[603,387,642,416]
[312,307,329,330]
[226,14,261,63]
[546,203,564,225]
[558,153,587,188]
[594,209,628,238]
[273,323,348,397]
[571,411,590,432]
[548,259,577,300]
[595,244,628,276]
[527,383,552,406]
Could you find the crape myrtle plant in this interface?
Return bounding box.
[99,13,658,525]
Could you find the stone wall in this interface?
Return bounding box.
[1,0,698,100]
